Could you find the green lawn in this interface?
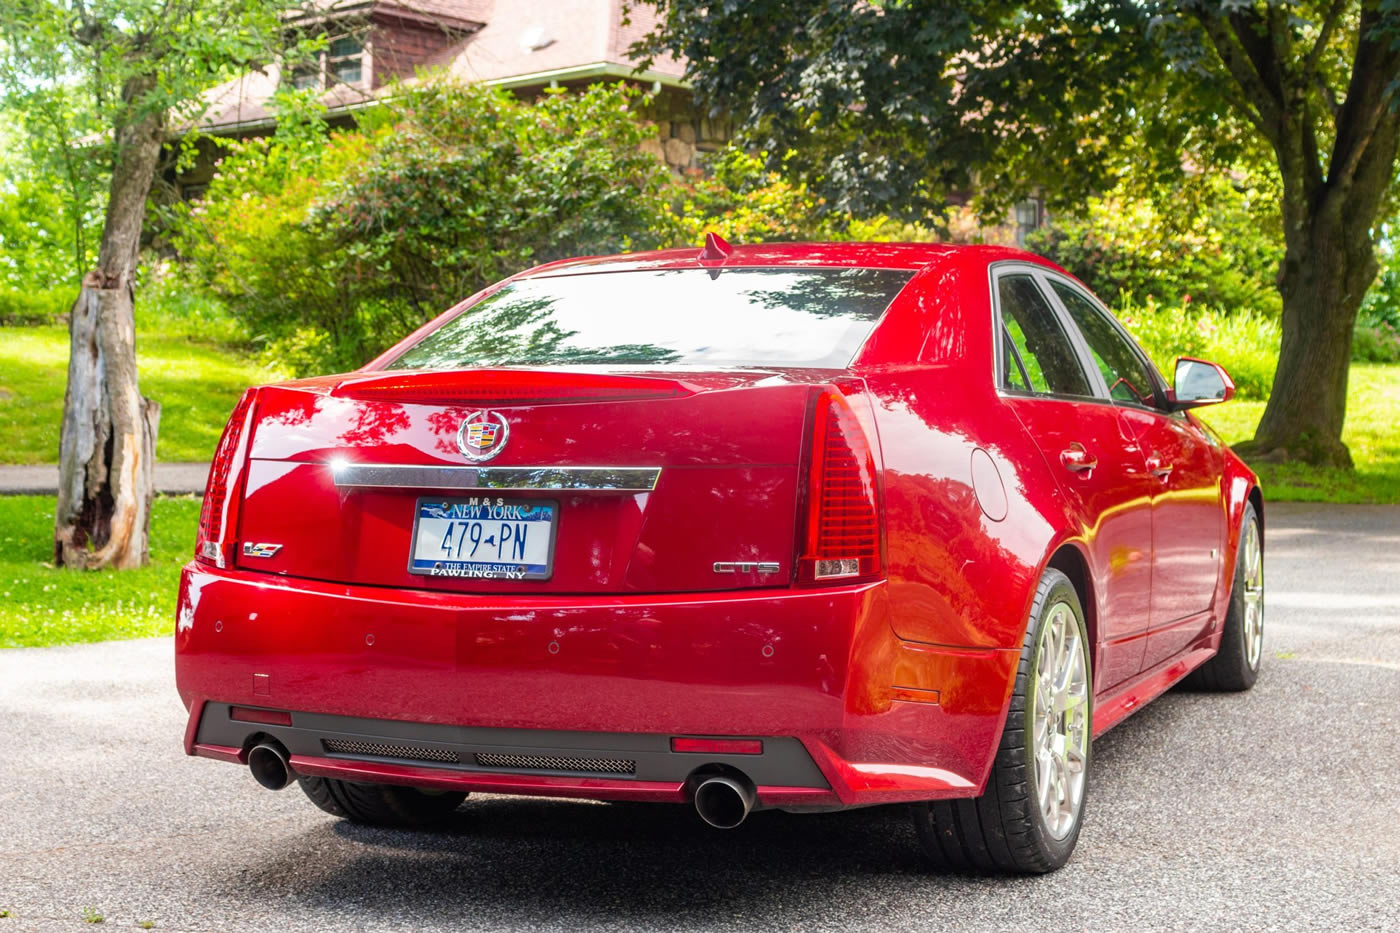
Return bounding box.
[0,325,277,464]
[0,350,1393,651]
[1198,362,1400,504]
[0,495,198,648]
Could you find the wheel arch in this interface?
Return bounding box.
[1219,452,1263,602]
[1045,541,1098,673]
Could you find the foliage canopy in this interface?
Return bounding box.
[1027,172,1284,315]
[173,82,679,375]
[637,0,1400,466]
[1,0,308,571]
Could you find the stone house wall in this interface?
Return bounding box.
[637,87,731,172]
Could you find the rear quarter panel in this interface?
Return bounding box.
[839,253,1086,793]
[857,251,1077,653]
[867,368,1063,651]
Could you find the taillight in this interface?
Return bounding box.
[196,389,257,567]
[799,387,883,584]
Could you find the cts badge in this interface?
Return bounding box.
[713,561,781,574]
[242,542,284,558]
[457,410,510,462]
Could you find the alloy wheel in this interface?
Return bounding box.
[1241,518,1264,670]
[1031,600,1090,841]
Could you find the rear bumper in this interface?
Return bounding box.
[191,704,838,807]
[176,564,1020,807]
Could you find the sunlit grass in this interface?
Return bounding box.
[0,496,197,648]
[0,324,278,465]
[1199,362,1400,504]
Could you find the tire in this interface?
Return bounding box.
[1182,501,1263,692]
[911,567,1092,874]
[297,776,467,827]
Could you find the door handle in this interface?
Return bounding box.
[1146,456,1173,480]
[1060,444,1098,473]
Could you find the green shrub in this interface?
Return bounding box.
[257,325,335,376]
[1356,244,1400,361]
[135,261,250,348]
[1027,174,1282,315]
[0,286,71,325]
[172,80,677,376]
[1116,298,1278,400]
[1359,249,1400,331]
[1353,321,1400,363]
[0,169,97,297]
[670,148,905,243]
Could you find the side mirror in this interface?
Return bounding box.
[1168,357,1235,410]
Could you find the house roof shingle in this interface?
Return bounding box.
[447,0,683,87]
[195,0,686,135]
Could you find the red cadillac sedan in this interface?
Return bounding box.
[176,238,1264,873]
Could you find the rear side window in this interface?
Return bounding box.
[1002,331,1031,391]
[997,274,1092,397]
[1050,281,1159,407]
[389,268,913,370]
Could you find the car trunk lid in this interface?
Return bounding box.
[232,369,825,594]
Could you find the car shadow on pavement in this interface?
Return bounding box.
[209,692,1219,929]
[201,705,1204,930]
[233,799,950,924]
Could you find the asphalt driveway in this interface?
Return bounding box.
[1,502,1397,931]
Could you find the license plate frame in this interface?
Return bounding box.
[407,496,558,581]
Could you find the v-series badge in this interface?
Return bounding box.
[242,542,284,559]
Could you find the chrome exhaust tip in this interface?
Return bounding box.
[248,741,294,790]
[693,774,756,829]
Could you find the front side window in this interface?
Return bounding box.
[389,267,913,370]
[996,274,1092,397]
[1050,281,1158,407]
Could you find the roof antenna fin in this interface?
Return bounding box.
[700,231,733,262]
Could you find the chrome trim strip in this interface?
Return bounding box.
[330,463,661,491]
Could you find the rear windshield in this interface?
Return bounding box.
[388,267,912,369]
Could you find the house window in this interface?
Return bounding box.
[290,64,320,90]
[328,36,364,85]
[1014,199,1043,246]
[285,33,366,90]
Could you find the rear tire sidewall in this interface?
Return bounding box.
[297,776,466,827]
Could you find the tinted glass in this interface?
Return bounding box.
[997,274,1092,396]
[390,268,912,369]
[1050,281,1157,406]
[1002,331,1030,391]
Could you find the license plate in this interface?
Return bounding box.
[408,497,557,580]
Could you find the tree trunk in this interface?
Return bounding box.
[1243,209,1375,468]
[1190,5,1400,469]
[54,93,163,570]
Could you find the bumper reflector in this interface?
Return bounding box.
[670,737,764,755]
[229,706,293,727]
